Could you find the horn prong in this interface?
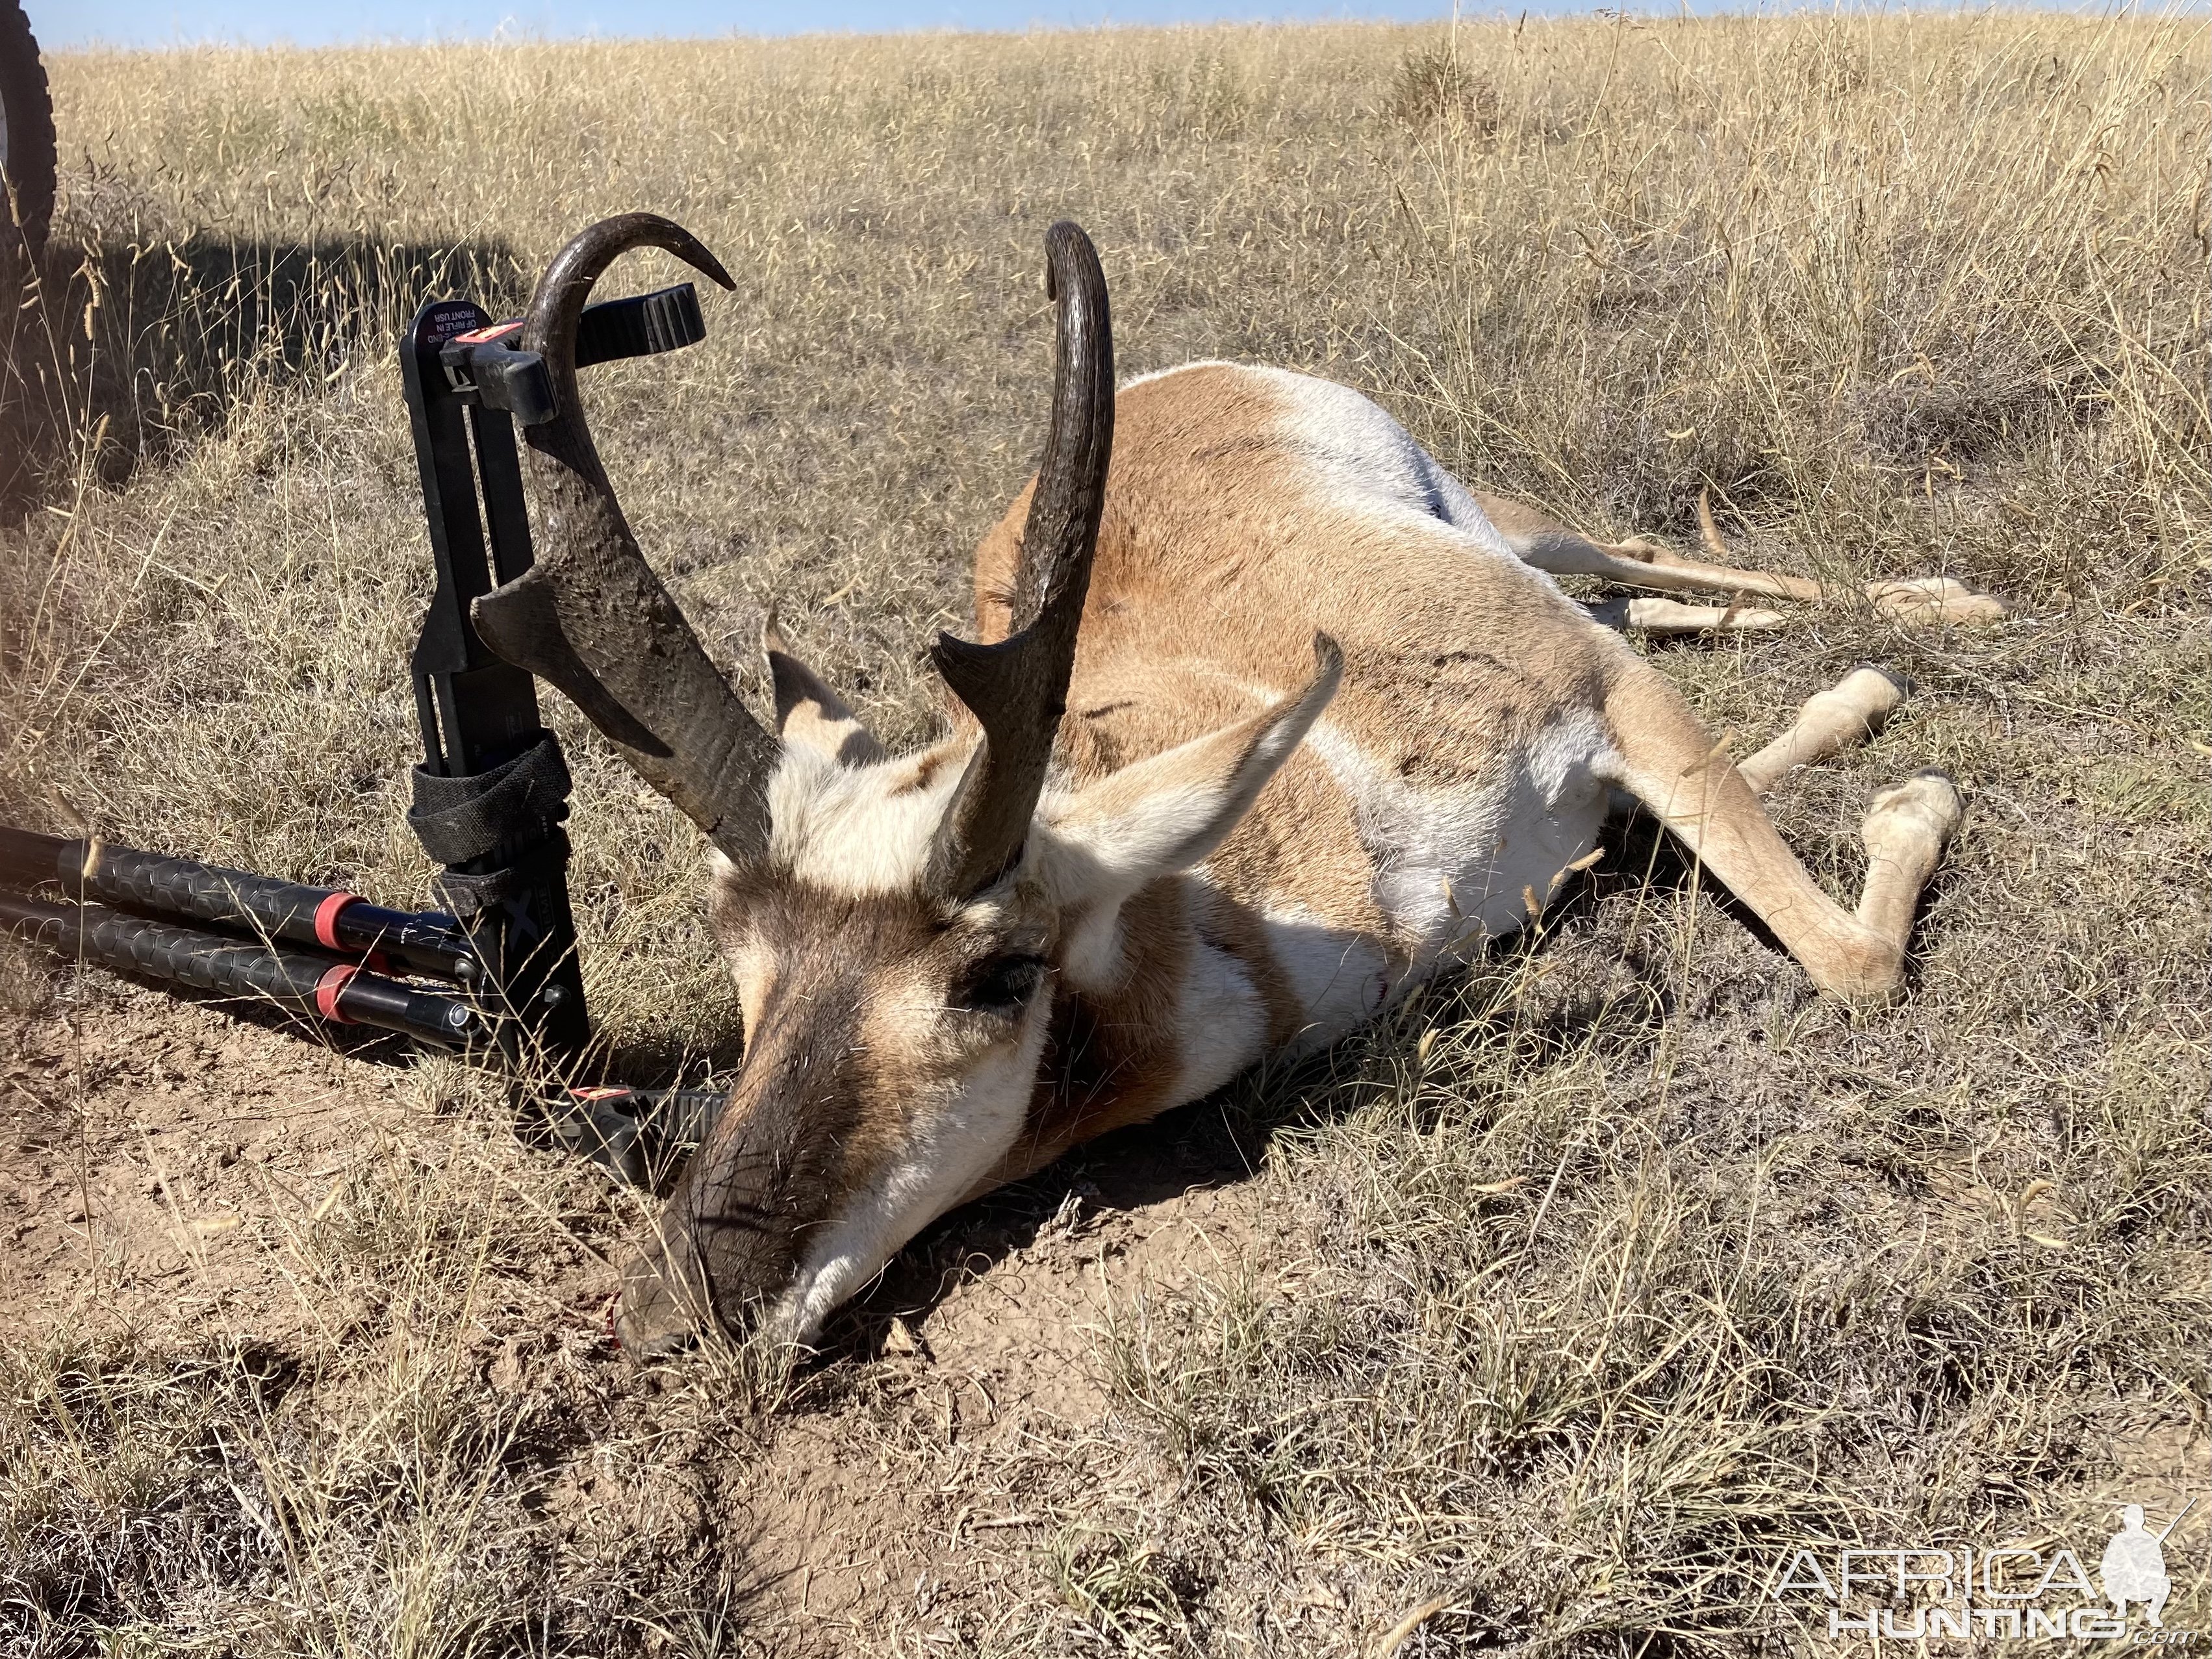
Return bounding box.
[928,221,1115,898]
[472,214,777,866]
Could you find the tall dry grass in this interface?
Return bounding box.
[1,12,2206,1654]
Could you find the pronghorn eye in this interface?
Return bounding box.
[955,954,1047,1015]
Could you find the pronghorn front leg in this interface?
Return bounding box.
[1600,661,1960,1002]
[1479,490,2009,626]
[1585,596,1786,635]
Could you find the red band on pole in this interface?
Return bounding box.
[313,891,358,951]
[314,964,358,1023]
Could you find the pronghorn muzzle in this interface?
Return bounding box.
[613,959,875,1355]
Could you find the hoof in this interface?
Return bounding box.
[1866,577,2010,626]
[1865,768,1963,857]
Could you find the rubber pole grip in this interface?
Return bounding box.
[0,894,479,1047]
[0,826,473,982]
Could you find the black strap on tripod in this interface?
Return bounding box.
[409,733,576,931]
[407,733,573,869]
[404,733,585,1066]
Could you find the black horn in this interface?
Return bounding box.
[472,214,779,866]
[928,220,1114,898]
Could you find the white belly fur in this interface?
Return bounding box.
[1178,715,1614,1063]
[1284,711,1612,1037]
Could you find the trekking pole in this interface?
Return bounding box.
[0,874,718,1182]
[0,890,483,1046]
[0,826,476,982]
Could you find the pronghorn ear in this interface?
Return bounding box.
[764,615,887,766]
[1041,635,1342,900]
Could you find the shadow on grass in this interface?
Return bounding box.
[0,229,525,508]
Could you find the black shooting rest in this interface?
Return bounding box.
[0,281,727,1185]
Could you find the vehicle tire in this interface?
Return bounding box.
[0,0,56,259]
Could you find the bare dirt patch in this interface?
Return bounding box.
[1,993,418,1342]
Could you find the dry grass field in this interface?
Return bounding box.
[1,10,2206,1654]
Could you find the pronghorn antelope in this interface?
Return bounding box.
[478,215,1998,1356]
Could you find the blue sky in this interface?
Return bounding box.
[34,0,1488,50]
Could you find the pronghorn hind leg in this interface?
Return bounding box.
[1600,661,1960,1002]
[1479,488,2009,625]
[1738,665,1909,796]
[1475,488,1825,609]
[1681,490,2009,625]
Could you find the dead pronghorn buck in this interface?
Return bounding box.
[483,215,2004,1356]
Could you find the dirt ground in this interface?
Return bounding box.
[1,976,1323,1648]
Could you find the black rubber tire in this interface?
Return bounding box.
[0,0,56,259]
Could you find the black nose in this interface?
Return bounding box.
[614,1277,713,1359]
[626,1324,698,1361]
